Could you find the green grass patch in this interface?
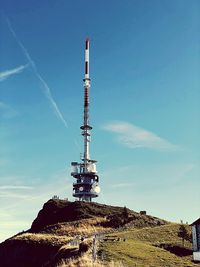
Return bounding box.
[98,224,198,267]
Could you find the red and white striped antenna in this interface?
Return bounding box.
[71,38,100,202]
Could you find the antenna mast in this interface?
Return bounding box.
[70,38,100,202]
[81,37,91,168]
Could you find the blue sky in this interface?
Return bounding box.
[0,0,199,241]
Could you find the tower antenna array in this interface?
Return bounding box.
[71,38,100,202]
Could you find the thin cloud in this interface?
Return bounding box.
[0,170,71,242]
[0,102,18,118]
[6,17,68,129]
[103,121,177,151]
[0,192,29,199]
[0,185,33,190]
[1,220,30,228]
[0,185,33,199]
[111,182,135,188]
[0,65,27,81]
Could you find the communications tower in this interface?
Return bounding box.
[71,38,100,201]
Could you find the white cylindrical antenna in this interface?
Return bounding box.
[82,37,91,167]
[85,38,89,80]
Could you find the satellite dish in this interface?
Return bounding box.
[79,187,84,191]
[92,182,97,189]
[94,186,101,193]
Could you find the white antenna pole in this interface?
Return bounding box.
[81,38,91,170]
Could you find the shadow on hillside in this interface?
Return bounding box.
[156,243,192,257]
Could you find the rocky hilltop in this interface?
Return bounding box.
[31,199,166,232]
[0,199,167,267]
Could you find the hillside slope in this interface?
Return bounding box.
[0,199,194,267]
[30,199,165,232]
[98,224,197,267]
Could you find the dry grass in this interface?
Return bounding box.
[57,254,124,267]
[12,217,110,247]
[42,217,112,238]
[12,232,72,246]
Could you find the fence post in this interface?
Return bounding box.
[92,234,97,262]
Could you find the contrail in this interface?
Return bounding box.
[6,17,68,129]
[0,65,28,82]
[35,73,68,128]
